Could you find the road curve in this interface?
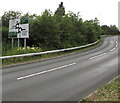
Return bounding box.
[2,36,119,102]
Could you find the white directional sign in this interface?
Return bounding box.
[9,19,20,38]
[19,17,29,38]
[9,17,29,38]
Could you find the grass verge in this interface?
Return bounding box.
[81,76,120,102]
[2,37,104,67]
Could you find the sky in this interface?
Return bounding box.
[0,0,119,26]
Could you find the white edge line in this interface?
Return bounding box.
[17,63,76,80]
[115,42,118,48]
[110,40,118,52]
[89,53,106,60]
[110,47,116,52]
[79,76,120,102]
[108,75,119,84]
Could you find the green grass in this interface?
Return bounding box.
[82,76,120,102]
[2,46,43,56]
[2,37,103,66]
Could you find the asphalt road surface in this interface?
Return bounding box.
[2,36,119,102]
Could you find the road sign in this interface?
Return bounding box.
[9,19,20,38]
[19,17,29,38]
[9,17,29,49]
[9,17,29,38]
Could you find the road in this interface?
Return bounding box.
[2,36,119,102]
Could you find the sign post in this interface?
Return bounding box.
[12,38,14,49]
[24,38,26,49]
[9,17,29,49]
[18,38,20,47]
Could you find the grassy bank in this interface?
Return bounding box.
[2,37,103,66]
[81,76,120,102]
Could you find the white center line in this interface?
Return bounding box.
[110,40,118,52]
[115,42,118,48]
[17,63,76,80]
[110,47,116,52]
[89,38,118,60]
[89,53,106,60]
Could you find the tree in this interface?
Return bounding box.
[55,2,65,16]
[1,11,21,43]
[2,11,21,27]
[84,20,98,43]
[109,25,119,35]
[29,10,61,49]
[3,4,112,51]
[101,25,119,35]
[93,18,102,39]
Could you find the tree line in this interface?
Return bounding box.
[1,2,119,50]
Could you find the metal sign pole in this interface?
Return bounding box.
[18,38,20,47]
[24,38,26,50]
[12,38,14,49]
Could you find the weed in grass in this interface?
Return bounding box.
[82,76,120,101]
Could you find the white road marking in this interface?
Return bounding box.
[89,53,106,60]
[109,39,118,52]
[89,38,118,60]
[110,47,116,52]
[17,63,76,80]
[83,89,98,100]
[115,42,118,48]
[108,76,119,84]
[82,76,119,101]
[114,37,118,47]
[17,37,118,80]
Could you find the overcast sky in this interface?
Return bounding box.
[0,0,119,26]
